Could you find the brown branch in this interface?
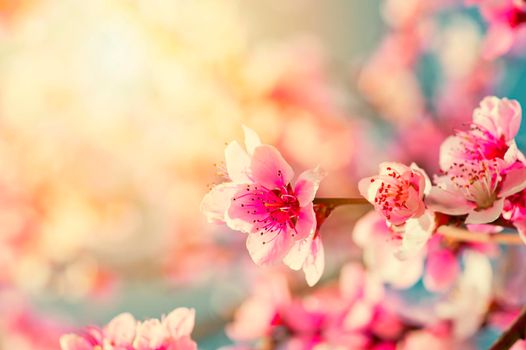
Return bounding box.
[313,197,371,208]
[489,307,526,350]
[436,226,524,245]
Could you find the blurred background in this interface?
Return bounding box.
[0,0,525,348]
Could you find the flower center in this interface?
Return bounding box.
[508,7,526,28]
[233,183,301,238]
[372,167,416,220]
[446,160,500,209]
[457,126,508,162]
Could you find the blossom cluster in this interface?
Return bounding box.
[59,308,197,350]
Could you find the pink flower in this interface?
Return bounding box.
[353,211,460,292]
[439,96,523,171]
[201,126,326,284]
[352,211,425,289]
[469,0,526,58]
[430,96,526,223]
[503,189,526,244]
[60,308,197,350]
[428,158,526,224]
[400,330,453,350]
[358,162,435,257]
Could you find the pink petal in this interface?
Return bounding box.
[424,250,460,292]
[343,302,375,330]
[250,145,294,189]
[293,204,316,240]
[164,308,195,339]
[226,186,266,233]
[59,335,93,350]
[500,167,526,198]
[410,162,432,195]
[496,98,522,141]
[426,186,474,215]
[294,167,326,207]
[105,312,136,346]
[465,198,504,224]
[302,236,325,286]
[358,176,382,203]
[242,126,262,154]
[482,24,515,60]
[396,211,435,259]
[283,233,314,271]
[438,136,465,172]
[200,183,238,224]
[134,319,165,350]
[379,162,410,175]
[504,141,521,164]
[245,230,293,265]
[225,141,251,183]
[226,298,276,341]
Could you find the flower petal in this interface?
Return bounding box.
[293,204,316,240]
[424,249,460,293]
[242,125,262,154]
[411,162,432,195]
[225,141,251,183]
[426,186,474,215]
[379,162,410,175]
[482,24,515,60]
[250,145,294,189]
[500,167,526,198]
[303,237,325,286]
[465,198,504,224]
[294,167,326,207]
[358,177,382,203]
[200,183,239,224]
[246,230,293,265]
[164,308,195,338]
[105,312,136,346]
[438,136,465,172]
[396,211,435,259]
[59,335,93,350]
[283,233,314,271]
[226,185,267,233]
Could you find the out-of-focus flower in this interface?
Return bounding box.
[352,211,424,289]
[436,250,493,339]
[60,308,196,350]
[503,189,526,243]
[353,211,460,292]
[201,126,326,285]
[359,162,435,257]
[399,329,454,350]
[358,32,425,125]
[468,0,526,58]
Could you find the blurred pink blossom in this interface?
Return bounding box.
[469,0,526,58]
[60,308,196,350]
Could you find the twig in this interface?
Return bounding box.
[489,307,526,350]
[313,197,371,208]
[436,225,524,245]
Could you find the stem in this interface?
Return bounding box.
[489,307,526,350]
[313,197,371,208]
[436,226,524,245]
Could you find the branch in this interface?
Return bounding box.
[489,307,526,350]
[436,225,524,245]
[313,197,371,208]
